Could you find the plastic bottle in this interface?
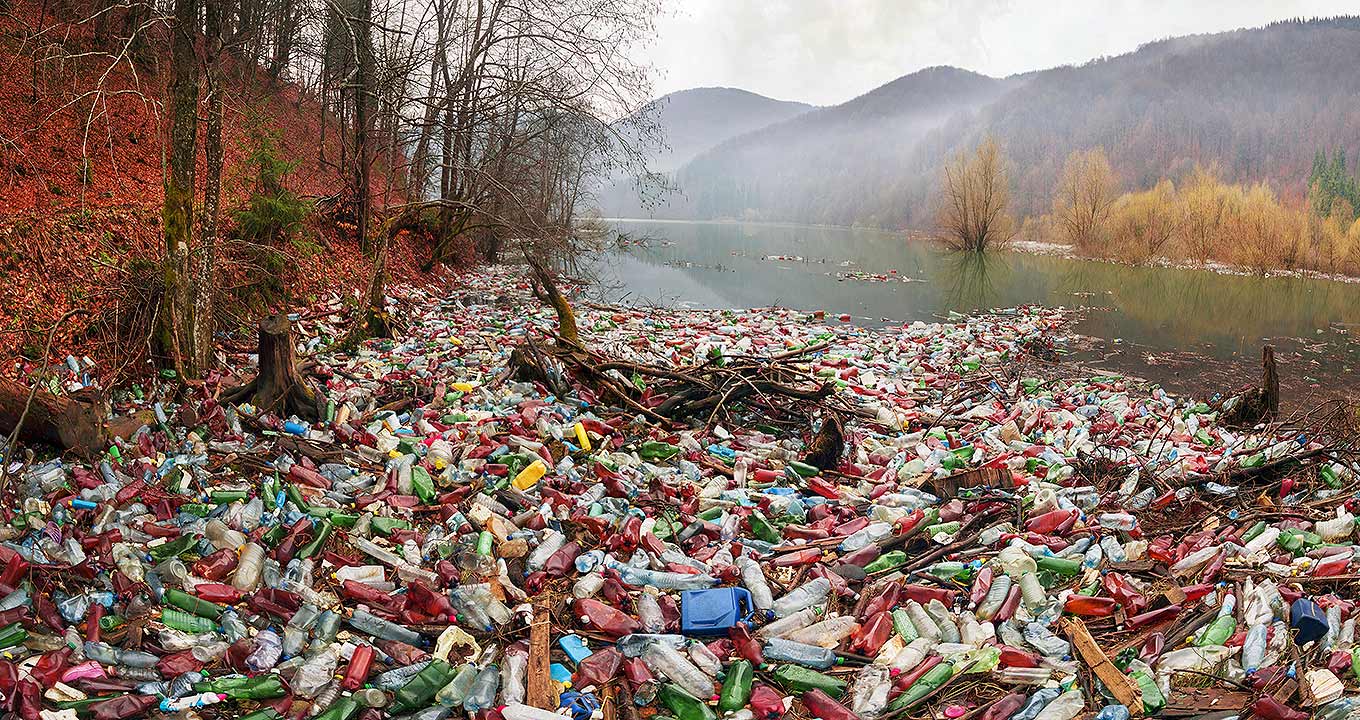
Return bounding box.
[658,683,717,720]
[718,659,754,712]
[888,661,953,710]
[463,664,501,712]
[1032,689,1085,720]
[849,663,891,718]
[772,578,831,617]
[803,689,858,720]
[758,606,822,639]
[1011,687,1061,720]
[763,637,838,669]
[641,641,717,700]
[737,557,774,612]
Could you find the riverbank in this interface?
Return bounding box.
[3,263,1355,718]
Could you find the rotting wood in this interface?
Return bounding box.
[1061,617,1144,715]
[527,594,556,709]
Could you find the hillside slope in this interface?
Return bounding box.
[0,7,421,371]
[668,17,1360,228]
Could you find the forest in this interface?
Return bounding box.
[0,0,661,380]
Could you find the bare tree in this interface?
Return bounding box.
[936,136,1015,252]
[1053,147,1117,251]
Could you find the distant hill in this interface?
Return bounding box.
[638,17,1360,228]
[595,87,811,217]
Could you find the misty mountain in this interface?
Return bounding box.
[643,87,812,172]
[595,87,811,217]
[652,17,1360,228]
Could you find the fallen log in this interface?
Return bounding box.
[0,378,111,457]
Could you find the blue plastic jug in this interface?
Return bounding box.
[680,587,753,635]
[1291,597,1328,645]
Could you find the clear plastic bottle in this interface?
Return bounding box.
[246,629,283,671]
[736,556,774,612]
[1032,689,1084,720]
[976,575,1011,621]
[637,589,666,633]
[501,648,527,706]
[850,663,891,718]
[772,578,831,617]
[233,543,265,591]
[348,609,423,646]
[205,519,247,550]
[641,641,717,699]
[435,663,479,707]
[1011,687,1061,720]
[785,615,859,648]
[763,637,838,669]
[525,530,566,572]
[462,664,501,712]
[758,606,822,639]
[293,647,340,699]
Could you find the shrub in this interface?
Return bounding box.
[1107,180,1179,263]
[1052,147,1117,251]
[232,125,311,247]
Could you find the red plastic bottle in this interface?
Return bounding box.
[803,689,856,720]
[729,623,764,666]
[573,647,622,687]
[1250,697,1308,720]
[194,583,246,604]
[192,548,239,581]
[849,611,894,655]
[1063,595,1119,617]
[748,683,786,720]
[574,598,641,638]
[980,692,1026,720]
[1126,604,1181,630]
[342,644,375,690]
[770,547,822,567]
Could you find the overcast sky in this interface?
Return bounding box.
[643,0,1357,106]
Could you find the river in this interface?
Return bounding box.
[588,220,1360,407]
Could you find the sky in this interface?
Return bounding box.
[643,0,1357,106]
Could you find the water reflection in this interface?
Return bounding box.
[589,220,1360,397]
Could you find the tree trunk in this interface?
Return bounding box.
[158,0,202,379]
[0,378,110,457]
[225,314,320,420]
[526,254,577,344]
[195,0,225,374]
[352,0,375,253]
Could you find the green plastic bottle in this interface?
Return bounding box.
[891,608,919,642]
[298,519,334,559]
[718,660,754,712]
[149,533,196,561]
[1196,614,1237,647]
[1034,555,1082,577]
[1132,669,1165,714]
[0,623,26,649]
[164,588,225,619]
[195,674,287,699]
[888,661,954,711]
[393,659,456,713]
[863,551,907,574]
[770,665,846,698]
[313,696,360,720]
[750,513,781,544]
[639,441,681,462]
[658,683,717,720]
[162,608,217,634]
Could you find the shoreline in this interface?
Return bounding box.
[605,217,1360,286]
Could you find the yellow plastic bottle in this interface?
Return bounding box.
[573,422,591,452]
[512,459,548,490]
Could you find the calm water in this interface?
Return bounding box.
[590,220,1360,404]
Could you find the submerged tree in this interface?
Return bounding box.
[936,137,1015,252]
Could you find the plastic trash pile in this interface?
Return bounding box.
[2,263,1358,720]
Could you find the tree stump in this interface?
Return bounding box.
[224,314,321,420]
[0,378,110,457]
[1220,345,1279,427]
